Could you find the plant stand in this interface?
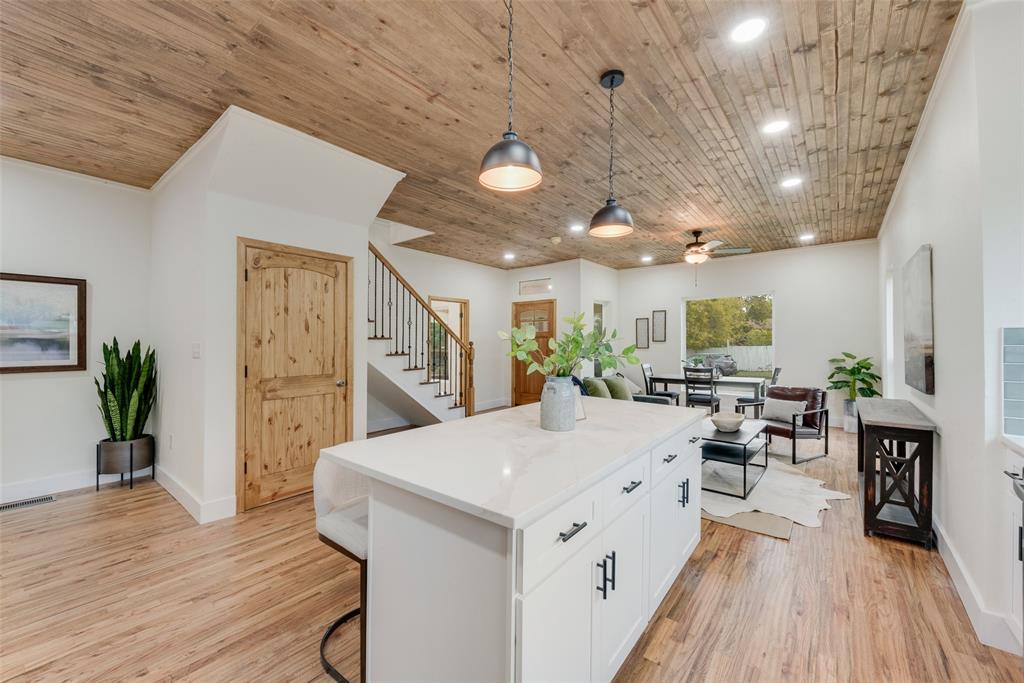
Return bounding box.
[96,435,155,490]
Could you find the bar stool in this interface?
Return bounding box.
[314,458,368,683]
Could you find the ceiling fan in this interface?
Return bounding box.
[683,230,752,264]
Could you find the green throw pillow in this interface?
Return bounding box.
[582,377,612,399]
[602,376,634,401]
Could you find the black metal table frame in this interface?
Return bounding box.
[701,435,769,500]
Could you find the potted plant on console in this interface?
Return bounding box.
[501,313,639,432]
[94,338,157,489]
[827,351,881,433]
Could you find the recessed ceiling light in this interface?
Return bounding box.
[503,252,515,261]
[761,119,790,134]
[570,223,585,233]
[800,233,815,241]
[641,255,653,264]
[780,176,803,188]
[730,17,767,43]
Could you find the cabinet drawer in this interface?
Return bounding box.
[521,487,600,594]
[601,454,649,524]
[651,423,701,483]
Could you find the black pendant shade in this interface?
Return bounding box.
[479,0,542,192]
[589,69,634,238]
[589,198,635,238]
[479,131,542,192]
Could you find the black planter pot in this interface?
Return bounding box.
[96,434,155,490]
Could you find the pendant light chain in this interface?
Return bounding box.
[504,0,514,133]
[607,85,616,200]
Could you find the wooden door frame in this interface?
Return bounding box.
[427,296,470,342]
[510,298,557,406]
[235,236,355,513]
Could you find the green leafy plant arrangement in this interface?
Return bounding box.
[827,351,881,400]
[500,313,640,377]
[95,338,157,441]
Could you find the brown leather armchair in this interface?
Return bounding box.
[735,386,829,464]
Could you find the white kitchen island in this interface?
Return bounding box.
[321,397,706,683]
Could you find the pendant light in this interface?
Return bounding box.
[589,69,634,238]
[478,0,542,192]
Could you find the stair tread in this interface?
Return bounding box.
[403,366,426,371]
[419,380,440,385]
[435,393,454,398]
[385,352,409,357]
[368,336,392,340]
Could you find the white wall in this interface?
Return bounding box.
[0,160,152,502]
[151,108,401,521]
[877,0,1024,654]
[617,240,880,410]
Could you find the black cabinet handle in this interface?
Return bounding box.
[622,480,642,494]
[1019,525,1022,563]
[597,556,609,600]
[607,551,617,591]
[688,436,701,444]
[558,521,587,543]
[662,453,678,464]
[678,478,690,507]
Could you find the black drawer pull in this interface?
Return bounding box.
[662,453,678,464]
[678,478,690,507]
[558,521,587,543]
[622,480,642,494]
[688,436,701,444]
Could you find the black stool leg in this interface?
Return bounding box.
[320,558,366,683]
[320,607,361,683]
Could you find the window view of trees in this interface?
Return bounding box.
[684,295,773,378]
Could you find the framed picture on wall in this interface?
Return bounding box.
[635,317,650,349]
[0,273,87,373]
[652,309,667,343]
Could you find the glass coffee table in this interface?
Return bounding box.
[701,418,768,499]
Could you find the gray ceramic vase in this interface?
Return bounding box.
[540,376,576,432]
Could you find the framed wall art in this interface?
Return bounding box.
[0,273,87,373]
[635,317,650,349]
[652,309,667,343]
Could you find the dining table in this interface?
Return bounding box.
[649,373,768,400]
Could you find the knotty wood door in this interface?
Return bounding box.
[512,299,556,406]
[238,239,352,511]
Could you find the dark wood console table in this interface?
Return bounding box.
[857,397,938,548]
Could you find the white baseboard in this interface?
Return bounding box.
[934,516,1023,654]
[154,465,236,525]
[367,415,413,433]
[1,467,154,504]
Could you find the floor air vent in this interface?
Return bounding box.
[0,495,56,512]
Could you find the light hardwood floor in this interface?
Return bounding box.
[1,430,1020,682]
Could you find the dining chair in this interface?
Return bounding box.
[735,367,781,416]
[640,363,680,405]
[683,366,720,413]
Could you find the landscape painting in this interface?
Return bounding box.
[0,273,86,373]
[901,245,935,394]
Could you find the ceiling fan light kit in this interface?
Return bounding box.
[589,69,635,239]
[479,0,543,192]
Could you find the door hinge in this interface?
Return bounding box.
[244,365,248,378]
[244,462,248,475]
[244,268,248,282]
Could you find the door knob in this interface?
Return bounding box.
[336,379,347,388]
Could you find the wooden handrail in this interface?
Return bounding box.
[369,242,474,416]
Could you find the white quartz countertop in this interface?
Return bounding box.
[321,398,705,529]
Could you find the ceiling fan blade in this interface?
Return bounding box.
[702,240,724,251]
[711,246,753,255]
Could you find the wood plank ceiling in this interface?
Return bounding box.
[0,0,960,269]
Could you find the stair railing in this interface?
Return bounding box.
[368,243,475,416]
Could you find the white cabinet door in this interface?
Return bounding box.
[520,536,598,683]
[677,455,701,564]
[592,498,648,683]
[648,472,683,608]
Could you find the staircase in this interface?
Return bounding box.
[367,244,474,424]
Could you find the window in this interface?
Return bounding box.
[1005,327,1024,437]
[683,295,773,378]
[518,278,553,295]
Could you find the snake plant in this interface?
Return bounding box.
[95,338,157,441]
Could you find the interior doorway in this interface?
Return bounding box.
[428,296,469,388]
[235,237,353,512]
[511,299,556,405]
